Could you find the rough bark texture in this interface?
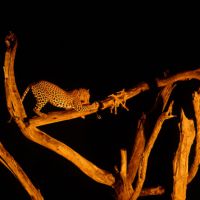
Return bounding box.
[0,143,43,200]
[127,113,146,184]
[172,110,195,200]
[188,91,200,183]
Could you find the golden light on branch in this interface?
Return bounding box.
[187,90,200,183]
[172,109,195,200]
[127,113,146,184]
[0,143,43,200]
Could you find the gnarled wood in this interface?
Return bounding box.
[0,143,43,200]
[29,102,99,127]
[172,109,195,200]
[187,91,200,183]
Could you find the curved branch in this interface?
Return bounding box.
[22,124,115,186]
[0,143,43,200]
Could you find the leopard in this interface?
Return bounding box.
[21,80,90,117]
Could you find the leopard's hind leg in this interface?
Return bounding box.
[33,98,48,117]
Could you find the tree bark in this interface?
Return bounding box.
[0,142,43,200]
[187,91,200,183]
[172,109,195,200]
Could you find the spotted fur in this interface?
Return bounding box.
[21,80,90,117]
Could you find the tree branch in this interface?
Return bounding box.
[140,186,165,196]
[101,68,200,111]
[187,91,200,183]
[0,142,43,200]
[120,148,127,181]
[127,113,146,184]
[23,125,115,186]
[171,109,195,200]
[29,103,99,127]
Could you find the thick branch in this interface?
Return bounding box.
[23,124,115,186]
[127,113,146,184]
[0,143,43,200]
[172,109,195,200]
[188,91,200,183]
[4,32,27,120]
[157,68,200,87]
[120,149,127,180]
[101,68,200,111]
[29,102,99,126]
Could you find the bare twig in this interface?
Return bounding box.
[140,186,165,196]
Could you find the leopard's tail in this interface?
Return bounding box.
[21,85,31,102]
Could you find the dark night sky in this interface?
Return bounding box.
[0,5,200,200]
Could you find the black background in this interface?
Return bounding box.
[0,4,200,200]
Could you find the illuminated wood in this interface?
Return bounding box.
[172,109,195,200]
[130,102,175,200]
[127,113,146,183]
[29,102,99,126]
[188,91,200,183]
[0,143,43,200]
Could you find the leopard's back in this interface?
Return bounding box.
[32,80,73,107]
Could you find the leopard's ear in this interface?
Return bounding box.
[87,89,90,92]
